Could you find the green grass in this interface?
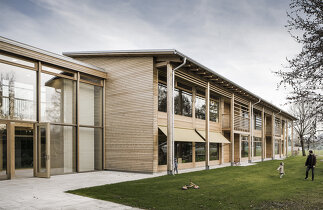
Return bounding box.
[68,156,323,209]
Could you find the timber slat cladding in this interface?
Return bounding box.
[75,56,155,173]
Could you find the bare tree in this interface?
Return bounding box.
[277,0,323,120]
[290,99,317,156]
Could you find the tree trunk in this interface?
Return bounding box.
[300,135,306,156]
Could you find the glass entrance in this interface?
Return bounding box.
[35,123,50,178]
[14,124,34,178]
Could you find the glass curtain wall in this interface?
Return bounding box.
[0,52,105,176]
[175,142,192,163]
[41,66,77,175]
[0,62,37,121]
[79,80,103,172]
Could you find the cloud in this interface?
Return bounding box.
[0,0,301,111]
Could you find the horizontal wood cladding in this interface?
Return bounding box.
[0,41,107,78]
[157,111,221,132]
[75,56,155,173]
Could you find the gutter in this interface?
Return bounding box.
[170,55,187,175]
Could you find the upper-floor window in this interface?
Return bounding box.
[254,111,262,130]
[195,95,206,120]
[158,82,192,117]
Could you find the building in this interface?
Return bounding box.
[0,37,296,180]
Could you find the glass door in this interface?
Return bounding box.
[34,123,50,178]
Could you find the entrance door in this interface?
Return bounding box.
[34,123,50,178]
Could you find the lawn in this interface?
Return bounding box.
[67,156,323,209]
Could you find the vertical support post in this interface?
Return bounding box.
[166,62,173,175]
[230,93,235,165]
[291,121,294,156]
[8,122,14,179]
[248,101,252,163]
[272,112,275,160]
[192,87,196,128]
[205,82,210,170]
[262,107,265,161]
[286,119,289,157]
[102,79,106,170]
[280,116,282,158]
[76,72,80,172]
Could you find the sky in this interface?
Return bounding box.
[0,0,301,111]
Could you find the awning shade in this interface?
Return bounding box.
[158,126,205,143]
[197,130,231,144]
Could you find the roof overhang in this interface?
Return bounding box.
[63,49,296,121]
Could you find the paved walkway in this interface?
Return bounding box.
[0,162,254,210]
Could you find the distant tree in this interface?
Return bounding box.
[290,99,317,156]
[277,0,323,119]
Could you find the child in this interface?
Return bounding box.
[277,162,285,178]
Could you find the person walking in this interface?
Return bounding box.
[305,150,316,181]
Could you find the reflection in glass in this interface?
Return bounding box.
[0,63,36,121]
[210,143,219,160]
[195,143,205,162]
[79,127,102,172]
[50,125,76,175]
[241,138,249,158]
[0,53,35,68]
[175,142,192,163]
[210,99,219,122]
[158,129,167,165]
[195,96,206,120]
[158,83,167,112]
[79,83,102,126]
[42,65,74,77]
[0,124,7,177]
[41,73,76,123]
[275,141,279,155]
[254,140,262,157]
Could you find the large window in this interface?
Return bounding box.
[50,125,76,175]
[79,127,102,172]
[158,83,167,112]
[0,63,37,121]
[210,97,219,122]
[175,142,192,163]
[41,73,76,123]
[79,83,102,126]
[210,143,219,160]
[195,95,206,120]
[158,129,167,165]
[158,83,192,117]
[254,137,262,157]
[275,140,280,155]
[254,111,262,130]
[241,136,249,158]
[195,142,205,162]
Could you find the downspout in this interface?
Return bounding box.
[250,98,261,163]
[171,55,187,174]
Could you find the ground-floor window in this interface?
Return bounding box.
[50,125,76,175]
[0,124,7,177]
[175,142,192,163]
[254,137,262,157]
[210,143,219,160]
[275,140,279,155]
[241,136,248,158]
[158,130,167,165]
[195,142,205,162]
[79,127,103,172]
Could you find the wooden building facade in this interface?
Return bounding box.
[65,49,297,173]
[0,37,296,179]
